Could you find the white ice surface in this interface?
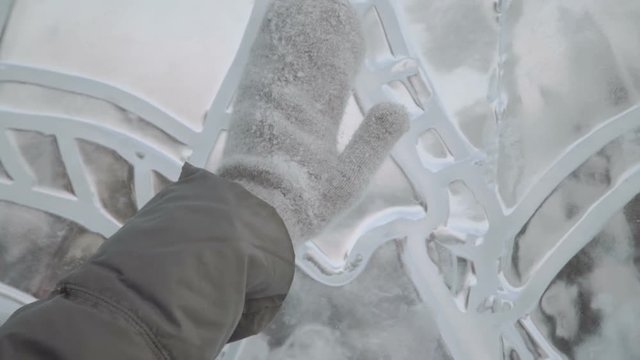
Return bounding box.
[1,0,640,359]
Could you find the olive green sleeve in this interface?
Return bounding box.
[0,163,295,360]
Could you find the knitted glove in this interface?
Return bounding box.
[218,0,409,242]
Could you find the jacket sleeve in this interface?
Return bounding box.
[0,163,295,360]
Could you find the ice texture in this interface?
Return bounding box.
[0,161,10,180]
[9,129,74,194]
[0,83,189,160]
[2,0,640,358]
[531,195,640,359]
[508,130,640,285]
[493,0,640,207]
[76,140,137,223]
[261,242,451,360]
[0,201,104,298]
[0,0,254,128]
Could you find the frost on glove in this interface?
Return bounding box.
[219,0,409,243]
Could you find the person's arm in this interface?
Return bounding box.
[0,0,407,357]
[0,163,295,360]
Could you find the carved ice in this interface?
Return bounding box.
[1,0,640,359]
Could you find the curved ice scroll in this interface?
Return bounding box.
[2,0,640,359]
[318,0,640,359]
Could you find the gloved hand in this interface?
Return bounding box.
[219,0,409,242]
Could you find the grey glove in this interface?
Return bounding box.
[219,0,409,242]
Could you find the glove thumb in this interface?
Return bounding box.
[328,103,409,202]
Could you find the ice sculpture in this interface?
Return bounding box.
[1,0,640,359]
